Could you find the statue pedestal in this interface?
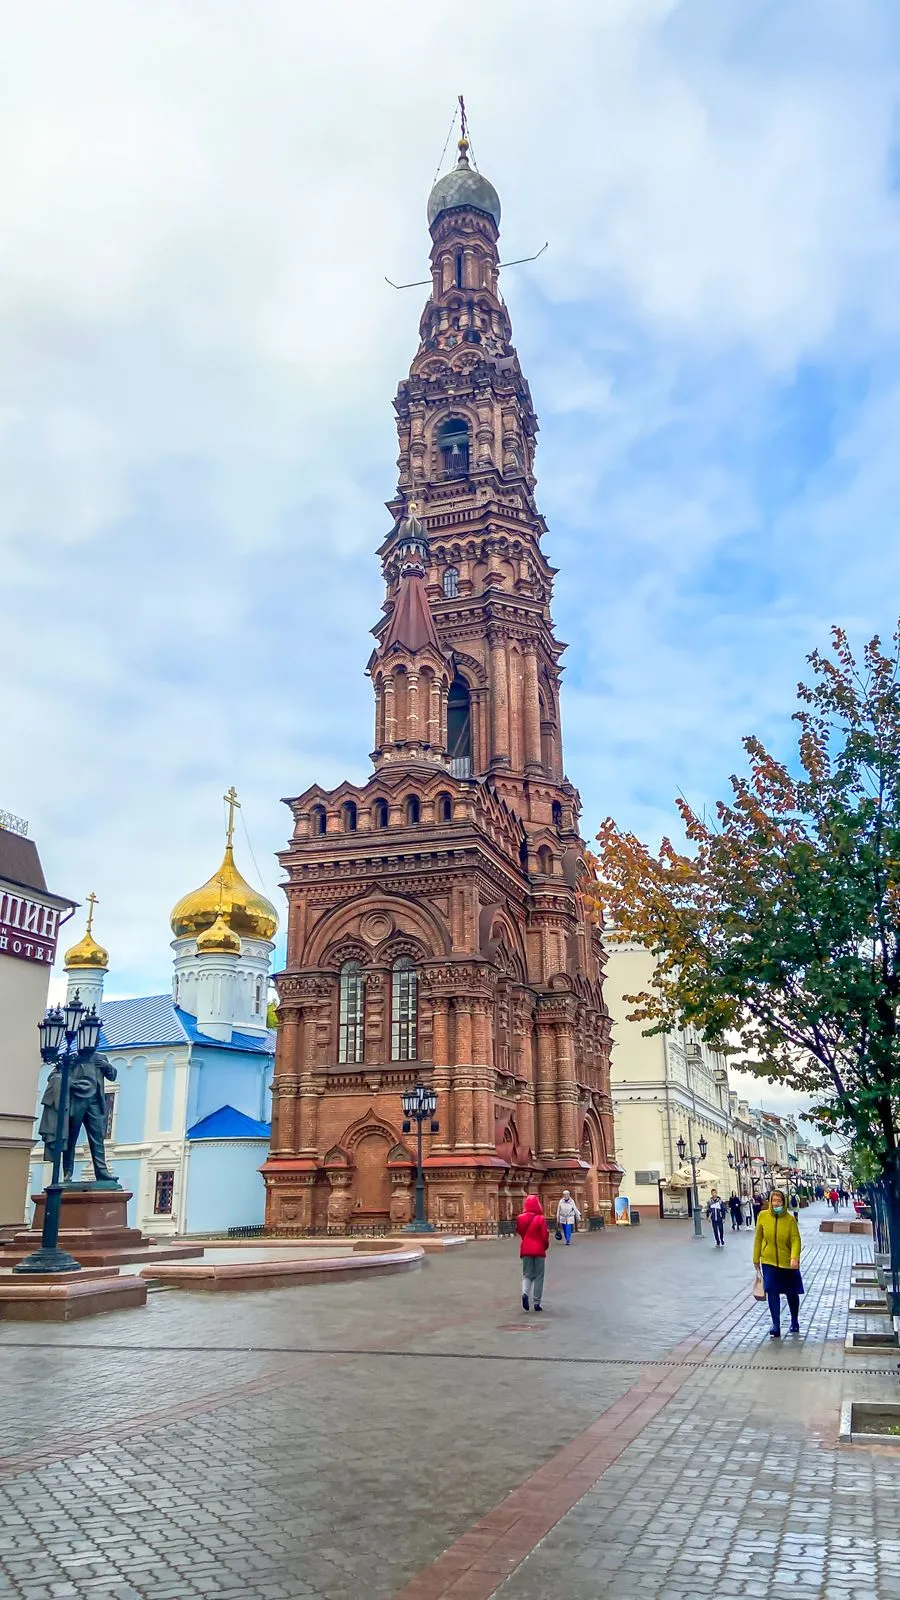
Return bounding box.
[0,1265,147,1321]
[0,1185,204,1269]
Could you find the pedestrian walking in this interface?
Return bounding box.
[829,1187,840,1213]
[728,1192,743,1231]
[751,1192,765,1223]
[706,1188,727,1247]
[516,1193,550,1313]
[753,1188,803,1338]
[556,1189,581,1245]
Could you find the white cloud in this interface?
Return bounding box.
[2,0,900,1106]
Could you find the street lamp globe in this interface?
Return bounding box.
[698,1135,708,1161]
[39,1007,65,1061]
[727,1152,735,1169]
[676,1135,686,1163]
[401,1087,418,1118]
[63,992,83,1038]
[78,1005,102,1057]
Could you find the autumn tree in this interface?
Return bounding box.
[591,626,900,1304]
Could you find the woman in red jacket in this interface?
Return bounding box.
[516,1193,550,1312]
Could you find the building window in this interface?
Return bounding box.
[455,251,463,289]
[552,800,563,829]
[338,960,365,1064]
[443,565,459,598]
[437,418,469,478]
[103,1093,116,1139]
[447,674,471,777]
[154,1170,175,1215]
[311,805,327,836]
[406,794,420,825]
[437,791,453,823]
[373,798,388,829]
[255,976,263,1014]
[343,800,357,832]
[391,957,417,1062]
[537,845,553,876]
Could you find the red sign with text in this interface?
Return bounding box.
[0,891,61,966]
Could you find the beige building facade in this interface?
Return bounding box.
[605,941,735,1219]
[0,816,73,1224]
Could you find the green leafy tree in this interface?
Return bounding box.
[590,626,900,1299]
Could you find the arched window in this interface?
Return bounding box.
[343,801,357,833]
[255,976,263,1014]
[437,418,470,478]
[552,800,563,829]
[455,251,463,289]
[391,956,417,1061]
[438,791,453,823]
[373,798,388,829]
[447,675,472,777]
[338,961,365,1064]
[406,794,420,825]
[537,845,553,876]
[311,805,327,836]
[443,566,459,598]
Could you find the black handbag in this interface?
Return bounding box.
[555,1227,562,1241]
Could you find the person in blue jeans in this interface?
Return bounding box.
[706,1189,727,1247]
[556,1190,581,1244]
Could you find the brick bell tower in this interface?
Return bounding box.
[262,128,620,1232]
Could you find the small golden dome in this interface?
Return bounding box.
[170,845,278,943]
[64,894,109,971]
[196,911,241,955]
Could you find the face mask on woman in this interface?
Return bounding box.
[772,1204,784,1215]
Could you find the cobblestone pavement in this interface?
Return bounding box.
[0,1203,897,1599]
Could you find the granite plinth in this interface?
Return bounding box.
[0,1266,147,1320]
[0,1187,203,1268]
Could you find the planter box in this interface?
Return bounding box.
[840,1401,900,1445]
[849,1296,891,1315]
[844,1330,900,1355]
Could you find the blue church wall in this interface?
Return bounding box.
[158,1052,176,1133]
[186,1142,267,1233]
[111,1054,149,1144]
[186,1050,271,1128]
[112,1159,143,1226]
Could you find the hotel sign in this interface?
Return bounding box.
[0,890,61,965]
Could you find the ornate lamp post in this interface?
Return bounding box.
[677,1131,708,1240]
[727,1148,752,1202]
[401,1082,438,1233]
[13,992,102,1275]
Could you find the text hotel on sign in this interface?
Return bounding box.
[0,892,61,965]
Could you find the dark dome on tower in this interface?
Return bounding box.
[427,140,501,230]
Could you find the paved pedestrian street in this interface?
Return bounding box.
[1,1202,898,1600]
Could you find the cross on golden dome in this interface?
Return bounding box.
[169,788,278,943]
[64,891,110,971]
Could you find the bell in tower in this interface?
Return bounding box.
[262,113,621,1236]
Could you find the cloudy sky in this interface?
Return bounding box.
[4,0,899,1120]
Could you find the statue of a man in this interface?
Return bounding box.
[38,1052,117,1182]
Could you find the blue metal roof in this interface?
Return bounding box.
[99,995,274,1055]
[186,1105,271,1141]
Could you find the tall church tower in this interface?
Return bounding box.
[263,133,619,1231]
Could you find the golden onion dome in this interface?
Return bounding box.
[64,894,109,970]
[170,845,278,943]
[196,911,241,956]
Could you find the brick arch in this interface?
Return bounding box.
[341,1108,402,1155]
[304,890,451,967]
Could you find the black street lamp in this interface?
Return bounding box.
[401,1082,438,1233]
[14,991,102,1275]
[676,1131,708,1239]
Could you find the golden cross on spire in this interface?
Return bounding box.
[224,786,241,850]
[85,891,99,935]
[458,93,467,142]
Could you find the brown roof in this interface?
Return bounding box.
[0,829,74,909]
[381,572,442,656]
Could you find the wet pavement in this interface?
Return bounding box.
[0,1202,897,1599]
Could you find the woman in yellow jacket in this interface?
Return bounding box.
[753,1189,803,1339]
